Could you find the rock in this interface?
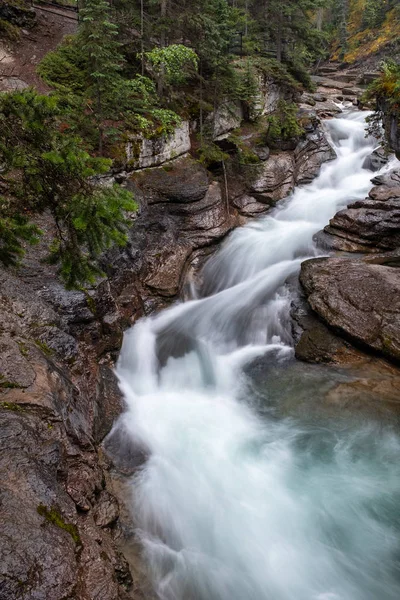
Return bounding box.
[94,364,125,444]
[292,295,363,364]
[232,194,272,217]
[251,79,295,120]
[371,168,400,187]
[250,152,295,201]
[126,121,191,169]
[362,147,389,172]
[254,146,270,161]
[294,130,336,185]
[131,157,209,205]
[360,72,381,85]
[319,185,400,252]
[210,101,244,139]
[341,87,364,96]
[0,337,36,389]
[302,94,316,107]
[144,243,192,297]
[300,254,400,362]
[314,99,342,118]
[94,491,119,528]
[312,93,328,103]
[0,77,29,92]
[311,76,350,90]
[314,178,400,253]
[0,3,36,28]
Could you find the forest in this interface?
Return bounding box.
[1,0,398,288]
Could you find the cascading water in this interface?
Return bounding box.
[114,110,400,600]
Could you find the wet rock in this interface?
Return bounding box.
[144,243,192,297]
[314,174,400,253]
[317,184,400,252]
[250,152,295,201]
[294,130,336,185]
[94,364,124,444]
[300,254,400,362]
[371,168,400,187]
[232,194,272,217]
[292,296,365,364]
[362,147,389,172]
[0,410,79,600]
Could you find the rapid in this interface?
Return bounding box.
[115,110,400,600]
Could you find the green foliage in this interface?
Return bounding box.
[37,35,87,94]
[146,44,199,86]
[198,140,229,167]
[267,100,305,143]
[0,89,137,288]
[362,0,387,29]
[37,34,182,148]
[0,213,41,267]
[0,18,20,41]
[37,504,82,546]
[228,133,260,165]
[365,60,400,106]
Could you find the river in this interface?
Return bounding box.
[115,110,400,600]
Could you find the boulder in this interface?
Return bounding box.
[362,147,389,172]
[250,152,295,201]
[300,254,400,362]
[292,295,363,364]
[315,183,400,252]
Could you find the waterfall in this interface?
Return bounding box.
[114,110,400,600]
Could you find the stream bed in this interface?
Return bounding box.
[115,110,400,600]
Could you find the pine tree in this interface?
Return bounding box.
[79,0,124,154]
[0,89,137,288]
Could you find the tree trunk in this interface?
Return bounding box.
[160,0,167,48]
[141,0,144,75]
[276,9,283,62]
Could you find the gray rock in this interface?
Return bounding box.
[250,152,295,200]
[300,254,400,362]
[295,130,336,185]
[362,147,389,172]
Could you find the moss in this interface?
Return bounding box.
[34,339,53,357]
[228,133,261,165]
[0,375,23,390]
[84,292,97,316]
[0,18,20,41]
[0,401,25,410]
[17,341,29,357]
[37,504,82,546]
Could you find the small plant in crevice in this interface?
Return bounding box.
[266,100,305,146]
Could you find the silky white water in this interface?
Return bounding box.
[115,110,400,600]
